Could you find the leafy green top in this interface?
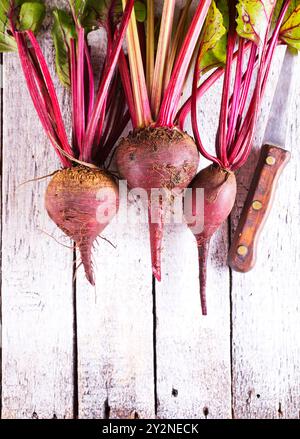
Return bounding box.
[0,0,17,51]
[51,1,146,88]
[198,0,228,75]
[0,0,45,52]
[278,1,300,49]
[68,0,146,29]
[236,0,276,46]
[197,0,300,78]
[52,9,76,87]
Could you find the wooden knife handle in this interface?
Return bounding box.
[228,145,291,273]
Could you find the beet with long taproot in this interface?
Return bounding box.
[185,165,237,315]
[116,126,199,280]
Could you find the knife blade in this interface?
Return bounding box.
[228,48,298,273]
[263,49,298,148]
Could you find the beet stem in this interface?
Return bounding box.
[82,0,134,160]
[156,0,212,127]
[77,28,86,156]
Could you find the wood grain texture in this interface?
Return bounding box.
[155,73,232,418]
[2,2,300,420]
[1,30,74,418]
[231,47,300,419]
[155,224,231,419]
[75,27,155,419]
[76,202,155,419]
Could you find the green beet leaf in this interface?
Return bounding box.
[52,8,76,88]
[69,0,109,30]
[69,0,146,30]
[134,1,147,22]
[19,2,46,33]
[279,2,300,50]
[272,0,300,24]
[114,0,146,22]
[0,0,17,52]
[0,0,46,52]
[236,0,276,46]
[198,0,228,76]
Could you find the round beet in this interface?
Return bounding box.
[45,166,119,285]
[185,165,237,315]
[116,127,199,190]
[116,126,199,280]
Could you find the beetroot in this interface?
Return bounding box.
[185,165,237,314]
[177,1,290,314]
[7,1,134,285]
[44,162,121,286]
[116,126,199,280]
[45,166,119,285]
[115,1,211,280]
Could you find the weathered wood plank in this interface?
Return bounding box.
[1,30,74,418]
[155,225,232,419]
[231,47,300,419]
[76,202,155,419]
[2,1,300,420]
[0,52,3,412]
[75,21,155,421]
[155,73,232,418]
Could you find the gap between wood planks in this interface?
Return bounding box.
[0,52,3,419]
[152,275,158,416]
[228,216,234,419]
[72,245,79,419]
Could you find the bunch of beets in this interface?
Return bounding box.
[2,0,299,314]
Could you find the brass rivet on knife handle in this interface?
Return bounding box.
[237,245,248,256]
[252,200,262,210]
[266,155,276,166]
[228,144,291,273]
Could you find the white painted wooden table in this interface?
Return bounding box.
[1,2,300,419]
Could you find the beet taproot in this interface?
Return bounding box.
[116,126,199,280]
[185,165,237,314]
[45,166,119,285]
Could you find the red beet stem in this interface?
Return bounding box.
[226,38,244,147]
[14,32,71,167]
[102,110,130,165]
[84,40,95,122]
[77,27,86,155]
[191,49,223,167]
[218,13,236,168]
[156,0,212,127]
[118,49,138,128]
[26,30,73,158]
[178,66,223,130]
[70,38,79,154]
[197,239,210,316]
[177,41,253,130]
[82,0,134,161]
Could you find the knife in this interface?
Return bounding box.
[228,48,298,273]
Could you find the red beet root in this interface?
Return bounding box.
[45,166,119,285]
[186,165,237,315]
[116,126,199,280]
